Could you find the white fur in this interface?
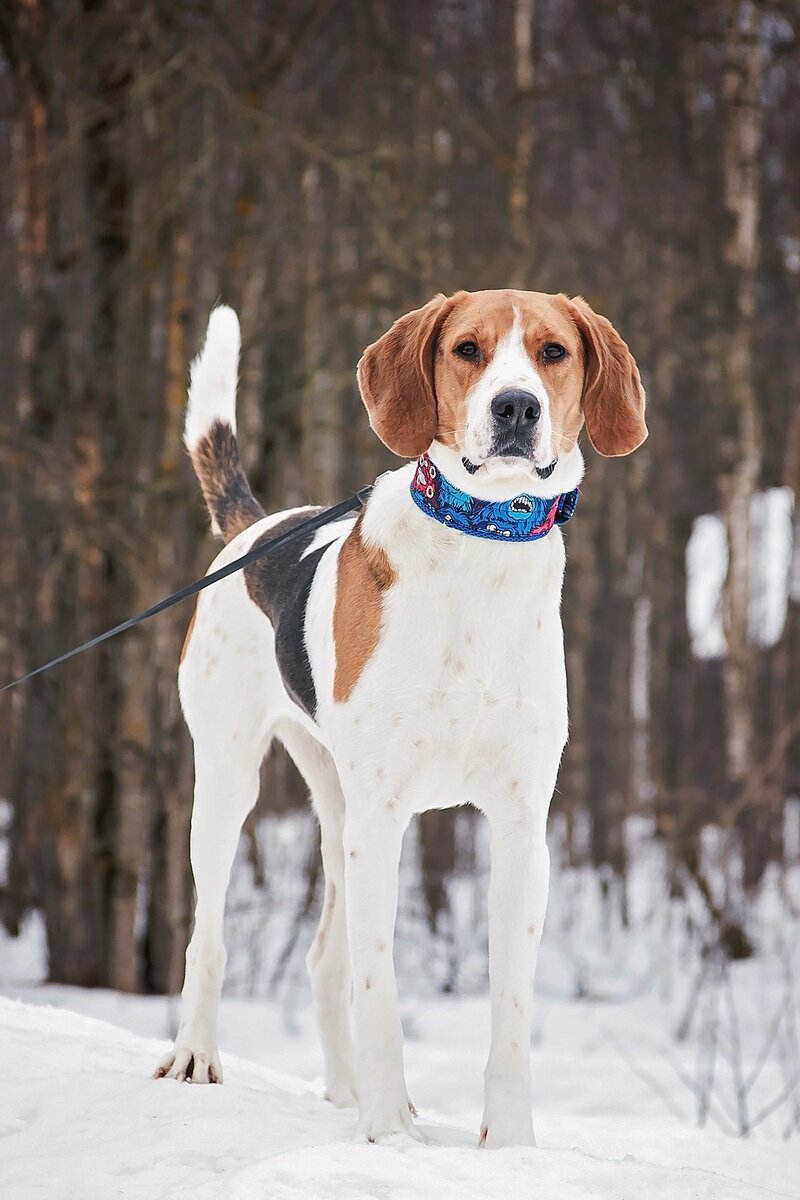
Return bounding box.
[301,517,358,561]
[158,307,577,1150]
[184,305,241,450]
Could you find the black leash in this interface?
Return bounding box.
[1,487,373,694]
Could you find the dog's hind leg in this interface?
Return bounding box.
[154,735,264,1084]
[279,721,357,1108]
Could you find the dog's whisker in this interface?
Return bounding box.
[434,427,468,439]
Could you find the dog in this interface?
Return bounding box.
[154,290,647,1147]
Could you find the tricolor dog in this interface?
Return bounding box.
[155,290,647,1147]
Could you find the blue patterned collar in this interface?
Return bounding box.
[410,453,579,543]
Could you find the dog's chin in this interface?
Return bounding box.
[489,454,538,480]
[464,449,557,484]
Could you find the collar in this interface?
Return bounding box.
[410,452,579,543]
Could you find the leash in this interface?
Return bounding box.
[1,487,373,694]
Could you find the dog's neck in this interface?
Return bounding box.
[410,448,579,545]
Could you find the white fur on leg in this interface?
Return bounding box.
[343,805,422,1143]
[280,723,359,1108]
[306,871,358,1108]
[154,754,259,1086]
[480,808,550,1148]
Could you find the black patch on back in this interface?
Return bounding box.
[244,510,345,719]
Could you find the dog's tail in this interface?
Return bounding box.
[184,306,265,543]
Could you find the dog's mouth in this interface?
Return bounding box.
[462,455,558,481]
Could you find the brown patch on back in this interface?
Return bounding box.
[333,518,396,703]
[180,602,198,664]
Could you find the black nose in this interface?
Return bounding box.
[491,389,541,433]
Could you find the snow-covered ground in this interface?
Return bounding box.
[1,986,798,1200]
[2,811,799,1198]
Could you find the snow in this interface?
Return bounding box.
[2,814,798,1197]
[685,489,795,659]
[1,990,797,1200]
[749,487,794,647]
[686,513,729,659]
[4,811,800,1195]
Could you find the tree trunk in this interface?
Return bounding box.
[718,0,764,886]
[510,0,535,288]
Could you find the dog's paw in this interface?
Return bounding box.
[478,1108,536,1149]
[154,1043,222,1085]
[354,1100,424,1144]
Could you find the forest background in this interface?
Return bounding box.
[0,1,798,1012]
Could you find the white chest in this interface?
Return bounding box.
[309,480,570,811]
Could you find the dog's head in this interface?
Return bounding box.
[357,290,646,489]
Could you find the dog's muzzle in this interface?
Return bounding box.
[489,389,541,459]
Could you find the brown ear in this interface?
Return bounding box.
[569,296,648,457]
[357,294,455,458]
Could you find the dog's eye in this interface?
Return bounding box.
[455,341,480,360]
[542,343,566,362]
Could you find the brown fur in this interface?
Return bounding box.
[357,289,646,462]
[567,296,647,456]
[356,294,459,457]
[333,518,396,703]
[190,421,265,542]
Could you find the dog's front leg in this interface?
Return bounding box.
[343,805,419,1142]
[480,807,549,1148]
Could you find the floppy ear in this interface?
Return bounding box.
[357,294,455,458]
[568,296,648,457]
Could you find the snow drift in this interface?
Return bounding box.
[1,994,796,1200]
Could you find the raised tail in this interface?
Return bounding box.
[184,306,265,543]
